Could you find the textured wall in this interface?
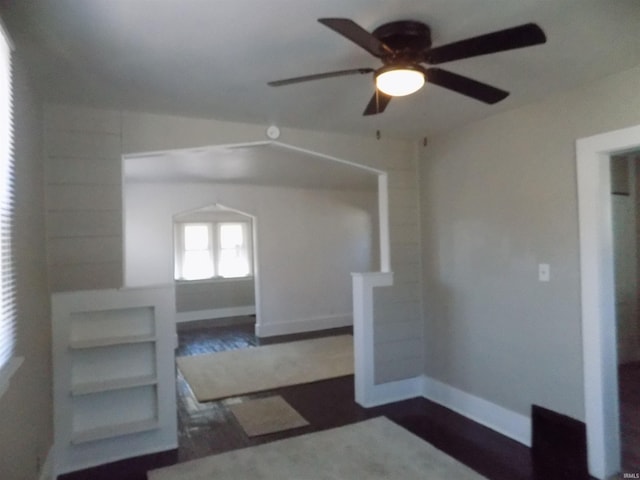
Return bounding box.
[420,65,640,420]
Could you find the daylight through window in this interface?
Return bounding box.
[175,221,252,281]
[0,19,17,380]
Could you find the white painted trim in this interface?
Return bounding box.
[176,305,256,323]
[378,174,391,273]
[270,141,386,174]
[55,441,178,477]
[357,376,422,408]
[255,313,351,338]
[355,373,531,446]
[123,141,273,161]
[351,272,394,407]
[421,376,531,446]
[38,446,54,480]
[0,355,23,399]
[353,373,531,446]
[576,124,640,479]
[124,140,386,175]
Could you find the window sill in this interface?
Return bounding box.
[175,276,254,285]
[0,356,24,399]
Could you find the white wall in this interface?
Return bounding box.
[419,65,640,421]
[0,54,52,479]
[125,181,375,336]
[175,279,255,314]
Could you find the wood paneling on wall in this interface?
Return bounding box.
[374,160,422,383]
[44,106,123,292]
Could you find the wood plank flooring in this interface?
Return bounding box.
[620,361,640,473]
[59,318,617,480]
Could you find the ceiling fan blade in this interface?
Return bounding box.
[426,23,546,64]
[268,68,374,87]
[318,18,393,58]
[426,68,509,104]
[363,90,392,116]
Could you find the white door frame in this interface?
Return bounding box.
[576,123,640,479]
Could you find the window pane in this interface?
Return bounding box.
[219,223,244,249]
[184,224,210,251]
[182,251,214,280]
[218,250,249,278]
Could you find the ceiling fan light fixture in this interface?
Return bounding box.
[375,65,425,97]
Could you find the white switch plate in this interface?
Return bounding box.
[538,263,550,282]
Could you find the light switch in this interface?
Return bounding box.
[538,263,550,282]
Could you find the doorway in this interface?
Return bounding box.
[576,123,640,479]
[173,204,257,329]
[611,151,640,473]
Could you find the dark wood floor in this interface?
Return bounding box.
[60,317,618,480]
[620,361,640,473]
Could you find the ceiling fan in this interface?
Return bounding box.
[268,18,546,115]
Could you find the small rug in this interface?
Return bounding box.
[176,334,353,402]
[228,395,309,437]
[147,417,489,480]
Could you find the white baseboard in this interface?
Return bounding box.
[357,376,423,408]
[420,375,531,446]
[256,314,352,337]
[358,374,531,447]
[56,441,178,477]
[39,446,54,480]
[176,305,255,323]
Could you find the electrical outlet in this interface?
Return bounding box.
[538,263,550,282]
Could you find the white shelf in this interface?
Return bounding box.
[70,334,156,349]
[53,287,177,473]
[71,374,158,396]
[71,418,159,445]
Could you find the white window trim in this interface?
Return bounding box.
[0,355,23,398]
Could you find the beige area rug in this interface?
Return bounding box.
[228,395,309,437]
[148,417,489,480]
[176,334,354,402]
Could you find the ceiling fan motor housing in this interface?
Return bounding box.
[372,20,431,64]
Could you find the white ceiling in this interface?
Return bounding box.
[124,142,379,190]
[3,0,640,140]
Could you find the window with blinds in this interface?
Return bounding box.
[0,18,19,396]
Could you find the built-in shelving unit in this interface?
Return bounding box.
[53,287,177,475]
[71,374,158,396]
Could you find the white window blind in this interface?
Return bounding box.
[0,19,16,378]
